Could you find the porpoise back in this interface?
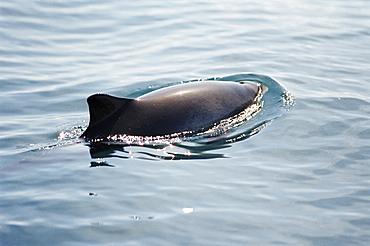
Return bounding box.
[81,81,264,140]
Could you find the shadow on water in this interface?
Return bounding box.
[83,74,294,164]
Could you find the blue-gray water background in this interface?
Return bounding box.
[1,0,370,245]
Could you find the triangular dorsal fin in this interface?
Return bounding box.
[86,94,133,126]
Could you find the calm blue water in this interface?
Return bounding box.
[1,0,370,245]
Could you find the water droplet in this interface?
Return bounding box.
[182,207,194,214]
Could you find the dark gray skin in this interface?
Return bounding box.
[81,81,264,140]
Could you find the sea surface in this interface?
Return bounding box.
[1,0,370,245]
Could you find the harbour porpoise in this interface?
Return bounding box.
[81,81,266,141]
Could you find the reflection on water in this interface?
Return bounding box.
[88,142,228,162]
